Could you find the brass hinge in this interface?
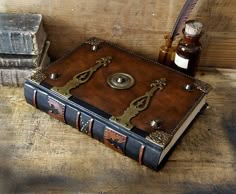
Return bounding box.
[51,56,112,98]
[110,78,167,130]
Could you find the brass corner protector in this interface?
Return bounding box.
[30,70,47,84]
[194,80,212,94]
[85,38,104,46]
[146,130,172,148]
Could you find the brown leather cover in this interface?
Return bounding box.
[42,38,210,135]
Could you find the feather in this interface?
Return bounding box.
[170,0,198,40]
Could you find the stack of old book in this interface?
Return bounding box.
[0,13,50,86]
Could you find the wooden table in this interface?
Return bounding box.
[0,69,236,193]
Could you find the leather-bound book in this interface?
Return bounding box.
[24,38,211,170]
[0,13,46,55]
[0,41,50,86]
[0,41,50,69]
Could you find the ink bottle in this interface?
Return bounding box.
[173,20,203,77]
[158,35,176,66]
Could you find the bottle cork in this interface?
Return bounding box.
[185,20,203,36]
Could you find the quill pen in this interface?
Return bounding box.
[170,0,198,40]
[158,0,199,65]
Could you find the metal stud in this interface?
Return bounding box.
[107,73,135,90]
[184,83,194,92]
[50,73,59,80]
[91,45,98,51]
[116,77,125,84]
[149,119,162,130]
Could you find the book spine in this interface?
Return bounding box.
[0,69,32,86]
[0,13,47,55]
[0,57,50,87]
[0,55,39,68]
[0,31,46,55]
[24,81,163,170]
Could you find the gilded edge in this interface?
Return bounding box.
[85,37,104,46]
[30,70,47,84]
[194,79,212,94]
[146,130,173,148]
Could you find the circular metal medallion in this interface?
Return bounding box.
[107,73,135,89]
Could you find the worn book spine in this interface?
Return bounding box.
[24,81,163,170]
[0,58,50,86]
[0,41,50,86]
[0,41,50,69]
[0,54,41,68]
[0,69,32,87]
[0,13,47,55]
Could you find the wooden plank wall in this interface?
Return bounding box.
[0,0,236,68]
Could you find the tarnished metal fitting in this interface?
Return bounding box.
[149,119,162,130]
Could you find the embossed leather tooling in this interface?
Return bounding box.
[80,118,94,137]
[48,97,65,122]
[104,128,127,154]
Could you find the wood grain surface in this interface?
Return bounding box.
[0,69,236,193]
[0,0,236,69]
